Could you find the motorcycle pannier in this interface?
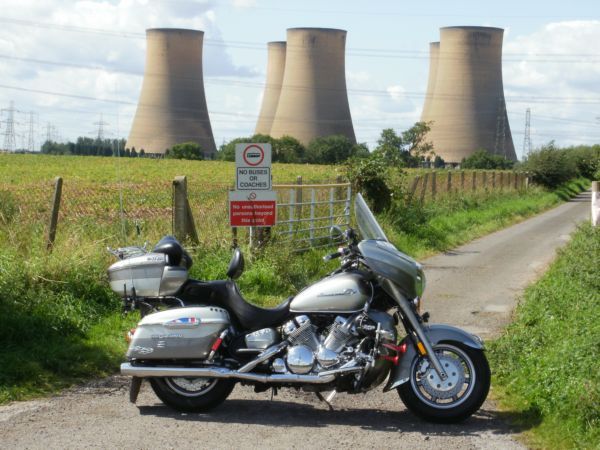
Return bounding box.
[126,307,230,360]
[107,253,188,298]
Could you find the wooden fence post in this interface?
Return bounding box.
[420,173,429,203]
[46,177,63,251]
[408,175,420,203]
[472,171,477,192]
[460,171,465,192]
[431,172,437,199]
[446,171,452,194]
[296,176,303,219]
[482,171,487,191]
[173,176,199,244]
[491,172,496,190]
[499,172,504,190]
[513,172,518,190]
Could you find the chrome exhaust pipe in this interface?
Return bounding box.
[120,363,361,384]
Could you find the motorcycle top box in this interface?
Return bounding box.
[126,306,230,360]
[107,252,188,298]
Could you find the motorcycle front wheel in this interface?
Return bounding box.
[150,377,235,412]
[398,342,490,423]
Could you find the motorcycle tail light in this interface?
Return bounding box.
[125,328,136,343]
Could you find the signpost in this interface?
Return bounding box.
[229,143,276,227]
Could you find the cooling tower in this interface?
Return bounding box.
[420,27,516,163]
[126,28,216,156]
[421,42,440,121]
[255,41,286,135]
[270,28,355,145]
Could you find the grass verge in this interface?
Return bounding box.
[382,178,589,259]
[488,223,600,449]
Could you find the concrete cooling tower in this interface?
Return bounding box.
[420,26,516,163]
[126,28,216,156]
[269,28,356,145]
[255,41,286,135]
[421,42,440,121]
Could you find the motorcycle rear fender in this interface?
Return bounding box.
[383,323,484,392]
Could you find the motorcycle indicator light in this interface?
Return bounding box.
[417,341,427,355]
[125,328,136,343]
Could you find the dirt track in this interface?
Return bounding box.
[0,192,590,449]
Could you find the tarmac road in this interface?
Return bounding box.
[0,192,591,450]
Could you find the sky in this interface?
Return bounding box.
[0,0,599,160]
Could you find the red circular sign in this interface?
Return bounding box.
[243,145,265,166]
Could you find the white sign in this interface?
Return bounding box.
[235,143,272,190]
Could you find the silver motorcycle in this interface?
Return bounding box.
[111,193,490,423]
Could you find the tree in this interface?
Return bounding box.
[166,141,204,160]
[306,135,368,164]
[273,135,306,163]
[345,153,393,212]
[373,122,434,167]
[433,155,446,168]
[461,150,514,169]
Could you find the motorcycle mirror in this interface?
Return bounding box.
[329,225,344,241]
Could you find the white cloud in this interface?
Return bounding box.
[231,0,257,8]
[503,20,600,149]
[0,0,256,146]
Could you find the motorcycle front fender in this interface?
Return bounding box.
[383,324,485,392]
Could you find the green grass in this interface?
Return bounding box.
[381,178,589,259]
[489,223,600,449]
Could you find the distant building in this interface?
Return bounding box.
[268,28,356,146]
[127,28,216,157]
[420,26,516,164]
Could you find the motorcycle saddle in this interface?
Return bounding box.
[179,280,292,330]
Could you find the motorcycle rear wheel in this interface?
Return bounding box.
[150,377,235,412]
[398,342,490,423]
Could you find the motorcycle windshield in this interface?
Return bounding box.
[354,193,389,242]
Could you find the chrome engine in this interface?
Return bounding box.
[280,314,366,375]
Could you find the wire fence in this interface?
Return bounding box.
[0,169,529,252]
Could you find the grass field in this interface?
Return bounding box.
[489,223,600,449]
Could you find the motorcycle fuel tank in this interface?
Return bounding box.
[290,272,371,313]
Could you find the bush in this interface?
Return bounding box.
[565,145,600,179]
[345,154,396,212]
[522,142,578,188]
[461,150,514,170]
[165,142,204,160]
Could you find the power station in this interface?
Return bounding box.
[126,28,216,156]
[269,28,356,146]
[255,41,286,136]
[420,26,516,163]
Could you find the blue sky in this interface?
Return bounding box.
[0,0,598,159]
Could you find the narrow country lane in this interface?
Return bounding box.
[0,192,591,450]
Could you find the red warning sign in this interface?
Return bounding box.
[229,191,277,227]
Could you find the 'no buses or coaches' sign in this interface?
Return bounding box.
[230,143,276,227]
[235,143,272,190]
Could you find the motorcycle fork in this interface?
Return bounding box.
[385,281,448,381]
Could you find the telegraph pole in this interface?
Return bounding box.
[522,108,532,157]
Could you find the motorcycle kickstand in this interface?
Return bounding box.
[270,387,278,401]
[315,390,336,411]
[129,377,142,404]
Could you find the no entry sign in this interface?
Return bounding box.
[229,190,277,227]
